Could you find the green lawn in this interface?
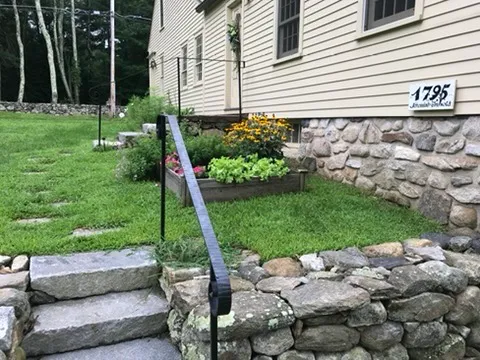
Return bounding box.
[0,112,442,260]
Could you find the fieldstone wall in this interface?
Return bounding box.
[299,117,480,232]
[161,232,480,359]
[0,101,125,116]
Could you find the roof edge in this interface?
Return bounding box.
[195,0,222,13]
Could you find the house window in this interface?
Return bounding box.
[287,122,301,143]
[160,0,164,28]
[195,34,203,83]
[159,55,164,92]
[366,0,415,30]
[181,45,187,88]
[277,0,301,59]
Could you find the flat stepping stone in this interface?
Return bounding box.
[71,228,119,237]
[24,172,46,175]
[92,140,122,149]
[32,337,181,360]
[30,248,157,299]
[16,218,51,225]
[117,132,145,144]
[51,202,70,208]
[21,289,170,356]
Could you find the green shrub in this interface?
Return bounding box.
[116,136,162,181]
[126,94,194,125]
[184,135,231,166]
[208,155,289,184]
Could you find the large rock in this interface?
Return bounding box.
[360,321,404,351]
[435,138,465,154]
[167,309,184,346]
[182,291,295,342]
[263,258,303,277]
[408,334,466,360]
[417,261,468,294]
[30,248,157,299]
[299,254,325,272]
[0,288,30,322]
[278,350,315,360]
[415,133,436,151]
[374,188,410,207]
[356,176,376,191]
[369,257,410,270]
[398,183,422,199]
[326,153,349,171]
[181,338,251,360]
[387,265,438,297]
[256,277,303,293]
[444,251,480,285]
[161,266,205,285]
[359,122,381,144]
[419,232,451,248]
[381,132,413,145]
[451,175,473,187]
[306,271,343,282]
[404,164,430,186]
[445,286,480,325]
[295,325,360,352]
[238,263,270,284]
[171,279,208,316]
[405,245,446,261]
[340,346,372,360]
[251,327,294,356]
[403,321,448,348]
[312,138,331,157]
[0,307,15,352]
[334,119,350,130]
[362,243,403,258]
[387,293,454,322]
[0,257,10,267]
[427,171,449,190]
[11,256,29,273]
[347,302,387,327]
[342,124,362,143]
[465,143,480,157]
[280,280,370,319]
[360,159,385,177]
[409,119,432,133]
[325,127,340,143]
[303,314,347,326]
[0,272,29,291]
[418,189,452,224]
[422,156,456,171]
[434,121,461,136]
[319,248,369,270]
[467,321,480,350]
[394,147,420,162]
[22,289,169,356]
[370,344,409,360]
[349,145,369,157]
[343,276,400,300]
[450,206,477,229]
[446,187,480,204]
[449,236,473,252]
[463,116,480,141]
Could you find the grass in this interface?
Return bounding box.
[0,112,442,261]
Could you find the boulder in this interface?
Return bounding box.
[359,122,381,144]
[334,119,350,130]
[356,177,376,191]
[278,350,315,360]
[238,263,270,284]
[398,183,422,199]
[11,256,29,273]
[350,267,387,280]
[448,324,471,339]
[182,291,295,342]
[403,238,433,250]
[343,276,401,300]
[449,236,473,252]
[381,132,414,145]
[0,257,10,267]
[434,121,461,136]
[427,172,449,190]
[371,144,393,159]
[251,327,294,356]
[418,189,452,225]
[467,321,480,350]
[408,334,466,360]
[415,133,436,151]
[417,261,468,294]
[299,254,325,272]
[256,277,303,293]
[463,116,480,141]
[445,286,480,325]
[325,127,340,143]
[360,159,385,177]
[387,293,454,322]
[171,279,209,316]
[451,175,473,187]
[306,271,343,282]
[342,124,362,143]
[465,143,480,157]
[450,206,478,229]
[326,153,349,171]
[346,302,387,327]
[404,164,430,186]
[162,266,205,285]
[360,321,404,351]
[403,321,448,348]
[280,280,370,319]
[369,257,410,270]
[419,232,451,249]
[263,258,303,277]
[370,344,409,360]
[0,272,29,291]
[0,307,15,352]
[295,325,360,352]
[409,119,432,133]
[312,138,331,157]
[394,147,420,162]
[340,346,372,360]
[362,243,403,258]
[435,138,465,154]
[0,288,30,322]
[167,309,185,346]
[303,314,347,326]
[446,187,480,204]
[374,189,410,207]
[387,265,438,297]
[319,248,369,270]
[349,145,369,157]
[181,338,251,360]
[422,156,456,171]
[444,251,480,285]
[405,245,446,261]
[230,276,256,292]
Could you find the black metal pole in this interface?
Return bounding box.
[98,105,102,146]
[157,115,167,242]
[238,60,242,122]
[211,313,218,360]
[177,57,181,120]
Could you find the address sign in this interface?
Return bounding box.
[408,79,456,111]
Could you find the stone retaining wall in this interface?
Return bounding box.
[0,101,125,116]
[299,117,480,233]
[161,232,480,359]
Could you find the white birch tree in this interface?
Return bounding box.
[12,0,25,102]
[71,0,80,104]
[53,0,73,102]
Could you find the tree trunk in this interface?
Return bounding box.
[53,0,73,102]
[71,0,80,104]
[12,0,25,103]
[35,0,58,104]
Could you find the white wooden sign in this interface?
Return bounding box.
[408,79,456,111]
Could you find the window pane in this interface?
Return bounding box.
[374,0,384,21]
[407,0,415,9]
[385,0,394,17]
[395,0,406,13]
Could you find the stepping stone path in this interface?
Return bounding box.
[51,202,70,208]
[71,228,120,237]
[16,218,51,225]
[23,172,46,175]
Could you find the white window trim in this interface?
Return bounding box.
[159,54,164,94]
[272,0,305,66]
[194,32,204,86]
[356,0,424,39]
[159,0,164,31]
[181,44,188,90]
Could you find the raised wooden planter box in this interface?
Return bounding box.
[162,166,307,207]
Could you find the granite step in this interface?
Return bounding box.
[22,289,169,357]
[30,248,158,299]
[32,337,181,360]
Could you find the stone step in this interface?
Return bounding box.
[30,248,157,299]
[117,132,145,145]
[31,337,181,360]
[22,289,169,357]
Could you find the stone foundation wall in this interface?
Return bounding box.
[0,101,125,116]
[161,234,480,359]
[299,117,480,232]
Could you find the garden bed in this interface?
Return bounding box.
[162,166,308,207]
